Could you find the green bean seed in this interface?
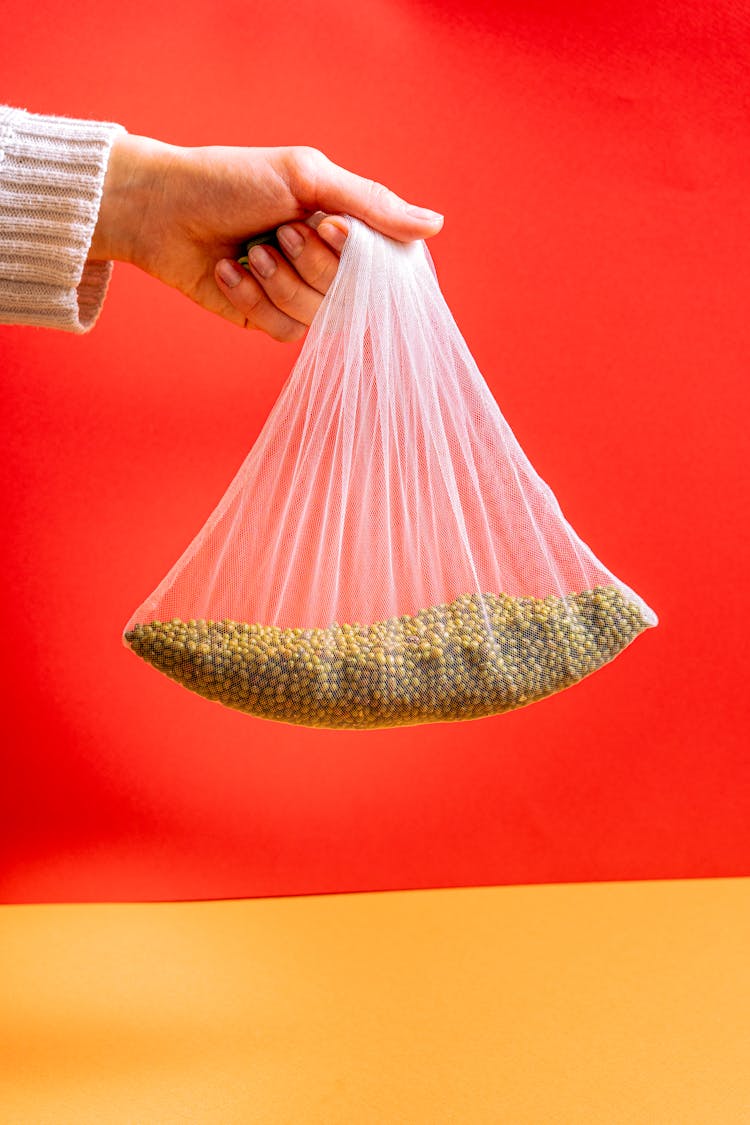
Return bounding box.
[125,586,651,729]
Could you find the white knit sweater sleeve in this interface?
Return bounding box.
[0,106,125,333]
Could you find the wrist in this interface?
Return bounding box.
[89,132,179,265]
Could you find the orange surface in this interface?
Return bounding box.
[2,877,749,1124]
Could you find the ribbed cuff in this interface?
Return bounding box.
[0,106,125,333]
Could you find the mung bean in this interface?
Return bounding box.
[125,585,651,729]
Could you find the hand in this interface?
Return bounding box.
[89,133,443,340]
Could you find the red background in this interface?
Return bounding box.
[1,0,748,903]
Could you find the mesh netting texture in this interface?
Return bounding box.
[124,217,657,729]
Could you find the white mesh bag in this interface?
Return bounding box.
[124,217,657,729]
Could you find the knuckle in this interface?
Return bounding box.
[294,144,324,164]
[307,257,336,291]
[275,277,305,313]
[286,145,326,190]
[274,321,306,344]
[234,279,265,315]
[366,180,394,207]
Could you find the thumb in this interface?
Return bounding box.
[306,152,444,243]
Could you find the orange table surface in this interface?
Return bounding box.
[2,877,749,1124]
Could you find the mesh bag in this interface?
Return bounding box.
[124,217,657,729]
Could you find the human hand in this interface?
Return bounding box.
[89,133,443,340]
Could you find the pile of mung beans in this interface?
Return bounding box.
[125,585,650,729]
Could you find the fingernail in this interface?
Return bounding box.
[306,211,327,230]
[404,205,444,226]
[318,219,347,252]
[248,245,276,278]
[216,259,243,288]
[277,224,305,259]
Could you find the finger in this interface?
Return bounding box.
[317,164,443,242]
[315,216,348,255]
[276,221,341,294]
[300,210,350,256]
[243,243,326,326]
[304,210,348,255]
[215,259,307,342]
[289,149,444,243]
